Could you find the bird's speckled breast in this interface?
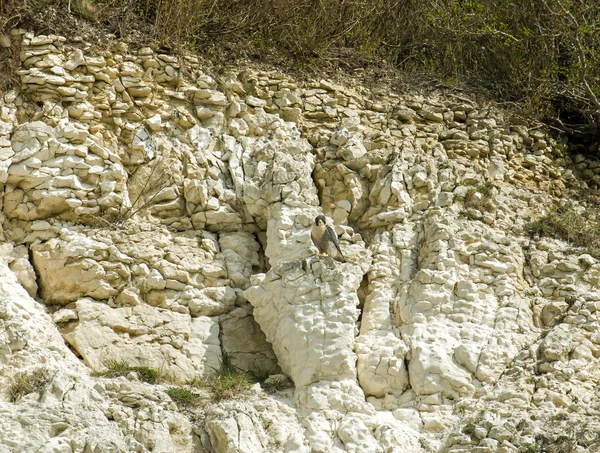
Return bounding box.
[311,224,328,252]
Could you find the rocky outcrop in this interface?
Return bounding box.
[0,257,196,452]
[1,27,600,453]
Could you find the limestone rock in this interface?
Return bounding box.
[2,29,600,453]
[63,297,221,382]
[246,258,363,388]
[220,305,280,374]
[0,257,196,452]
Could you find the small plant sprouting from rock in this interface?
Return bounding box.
[95,359,130,378]
[462,422,476,437]
[262,375,293,393]
[8,368,52,403]
[166,387,202,405]
[205,372,250,401]
[526,203,600,254]
[463,181,496,213]
[247,365,275,384]
[95,359,161,384]
[186,357,291,401]
[248,366,292,393]
[131,366,160,384]
[92,157,177,227]
[203,352,250,402]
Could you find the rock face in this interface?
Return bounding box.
[0,258,196,452]
[1,28,600,453]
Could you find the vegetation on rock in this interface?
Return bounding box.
[7,368,52,402]
[248,366,293,393]
[166,387,202,405]
[201,352,251,402]
[527,200,600,253]
[1,0,600,148]
[95,359,162,384]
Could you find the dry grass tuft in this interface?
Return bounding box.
[8,368,52,403]
[526,201,600,255]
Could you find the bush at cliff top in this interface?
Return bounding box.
[1,0,600,146]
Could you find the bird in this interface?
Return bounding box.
[311,215,346,262]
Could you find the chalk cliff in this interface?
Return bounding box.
[1,29,599,452]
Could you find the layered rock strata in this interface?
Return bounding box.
[0,28,599,452]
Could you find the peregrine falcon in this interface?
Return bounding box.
[311,215,345,262]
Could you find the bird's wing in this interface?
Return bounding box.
[326,225,345,258]
[311,229,320,249]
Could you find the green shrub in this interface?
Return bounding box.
[247,365,275,385]
[462,423,476,436]
[95,358,130,377]
[215,351,238,376]
[204,372,251,402]
[261,375,293,393]
[95,359,161,384]
[202,352,250,401]
[166,387,202,404]
[131,366,160,384]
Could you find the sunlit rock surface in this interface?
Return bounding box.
[0,29,599,452]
